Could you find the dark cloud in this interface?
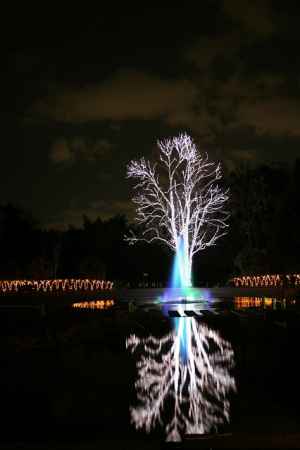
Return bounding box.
[46,199,133,230]
[50,139,74,164]
[31,70,198,125]
[6,3,300,228]
[49,137,113,164]
[222,0,275,37]
[235,97,300,137]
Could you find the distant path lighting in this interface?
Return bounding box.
[127,133,229,287]
[127,318,236,442]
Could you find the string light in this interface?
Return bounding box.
[0,279,114,294]
[231,273,300,288]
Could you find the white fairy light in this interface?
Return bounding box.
[126,318,236,442]
[0,278,113,293]
[127,133,229,286]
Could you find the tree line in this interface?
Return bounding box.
[1,160,299,286]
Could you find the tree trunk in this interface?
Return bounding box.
[177,236,192,288]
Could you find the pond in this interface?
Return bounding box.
[0,291,299,448]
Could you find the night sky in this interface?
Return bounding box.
[6,1,300,229]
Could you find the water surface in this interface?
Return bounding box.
[0,291,299,446]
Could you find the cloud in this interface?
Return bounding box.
[186,34,239,71]
[36,64,300,154]
[32,69,198,125]
[222,0,274,37]
[184,72,300,139]
[46,199,134,229]
[216,74,284,99]
[211,73,300,137]
[229,149,257,161]
[186,1,275,73]
[50,138,74,163]
[49,137,113,164]
[237,97,300,137]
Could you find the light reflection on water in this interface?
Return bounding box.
[126,314,236,442]
[234,296,296,310]
[69,291,298,441]
[72,300,114,309]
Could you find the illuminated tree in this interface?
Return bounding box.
[127,133,229,286]
[126,318,236,442]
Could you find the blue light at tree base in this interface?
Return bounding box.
[161,237,195,362]
[169,236,189,289]
[162,236,198,306]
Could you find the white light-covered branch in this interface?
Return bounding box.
[126,318,236,442]
[126,133,229,285]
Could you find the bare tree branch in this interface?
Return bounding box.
[127,133,229,285]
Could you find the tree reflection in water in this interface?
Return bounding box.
[126,316,236,442]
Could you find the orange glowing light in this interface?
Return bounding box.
[72,300,115,310]
[234,296,295,310]
[0,279,114,294]
[234,296,263,309]
[263,298,272,307]
[231,273,300,288]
